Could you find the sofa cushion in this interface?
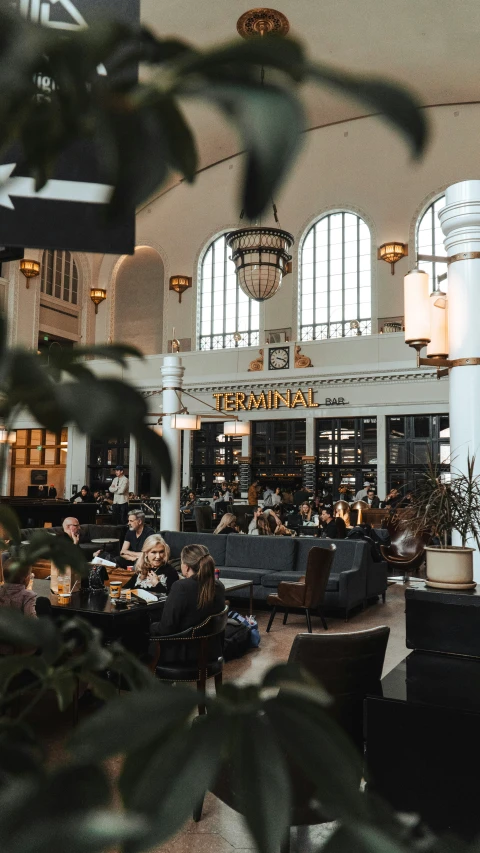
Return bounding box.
[225,534,295,572]
[219,567,269,583]
[294,537,366,576]
[161,531,227,567]
[87,524,125,541]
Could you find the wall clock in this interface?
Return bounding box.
[268,346,290,370]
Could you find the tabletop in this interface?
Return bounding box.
[220,577,253,590]
[90,538,120,544]
[50,588,165,616]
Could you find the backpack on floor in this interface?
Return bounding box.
[223,617,252,661]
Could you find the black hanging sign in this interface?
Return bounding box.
[2,0,140,254]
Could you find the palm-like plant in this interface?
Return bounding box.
[401,454,480,549]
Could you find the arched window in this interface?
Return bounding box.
[40,249,78,305]
[199,234,260,350]
[416,195,447,290]
[300,211,371,341]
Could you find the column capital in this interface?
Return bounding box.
[440,181,480,256]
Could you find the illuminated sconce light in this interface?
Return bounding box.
[171,413,201,430]
[169,275,192,303]
[427,290,448,358]
[20,258,40,288]
[378,242,408,275]
[90,288,107,313]
[404,269,431,350]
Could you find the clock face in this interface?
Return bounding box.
[269,346,290,370]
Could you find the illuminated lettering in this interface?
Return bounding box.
[235,392,246,410]
[291,390,308,408]
[224,393,235,412]
[273,390,291,409]
[267,390,273,409]
[213,393,224,411]
[307,388,319,408]
[247,392,267,410]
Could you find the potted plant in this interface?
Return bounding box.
[401,455,480,589]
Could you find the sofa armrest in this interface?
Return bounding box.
[337,564,367,608]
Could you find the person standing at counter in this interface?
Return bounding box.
[109,466,129,525]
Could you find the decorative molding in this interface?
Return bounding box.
[248,348,264,372]
[294,345,313,368]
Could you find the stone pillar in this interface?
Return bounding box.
[238,457,252,496]
[182,429,192,488]
[302,456,317,491]
[128,434,137,496]
[160,355,184,531]
[66,425,88,500]
[376,414,387,501]
[439,180,480,579]
[305,417,315,457]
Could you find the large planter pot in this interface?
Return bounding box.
[425,546,476,590]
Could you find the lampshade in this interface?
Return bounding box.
[170,413,201,430]
[226,227,294,301]
[169,276,192,303]
[223,421,251,436]
[378,242,408,274]
[427,291,448,358]
[90,288,107,314]
[404,269,431,346]
[149,423,163,437]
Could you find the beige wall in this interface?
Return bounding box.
[12,466,65,498]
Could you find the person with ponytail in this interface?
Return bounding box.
[150,544,225,662]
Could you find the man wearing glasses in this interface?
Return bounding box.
[61,517,84,545]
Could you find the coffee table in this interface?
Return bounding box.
[91,538,120,544]
[221,577,254,613]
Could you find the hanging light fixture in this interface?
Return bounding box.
[226,9,294,303]
[404,269,431,350]
[223,421,251,436]
[427,290,448,358]
[171,413,201,430]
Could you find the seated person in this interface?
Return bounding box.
[263,508,295,536]
[123,534,178,594]
[60,517,87,545]
[213,513,238,534]
[73,485,95,503]
[334,517,347,539]
[149,544,225,662]
[321,506,338,538]
[250,515,272,536]
[248,507,264,533]
[111,510,155,569]
[366,488,380,508]
[0,562,47,654]
[180,491,197,519]
[382,488,402,510]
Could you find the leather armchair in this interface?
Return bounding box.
[194,505,214,532]
[150,605,228,714]
[380,521,430,582]
[266,544,335,633]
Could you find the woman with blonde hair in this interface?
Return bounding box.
[123,534,178,594]
[214,513,238,535]
[150,544,225,660]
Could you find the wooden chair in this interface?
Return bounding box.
[266,545,335,633]
[149,605,228,714]
[194,626,390,851]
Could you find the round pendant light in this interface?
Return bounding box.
[226,226,293,301]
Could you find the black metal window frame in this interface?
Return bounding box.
[252,419,306,469]
[387,414,450,492]
[199,233,260,351]
[300,211,372,342]
[315,417,377,496]
[191,422,242,493]
[88,434,129,490]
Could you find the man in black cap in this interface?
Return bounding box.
[321,505,338,539]
[109,465,129,525]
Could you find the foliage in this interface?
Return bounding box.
[401,454,480,548]
[0,10,429,221]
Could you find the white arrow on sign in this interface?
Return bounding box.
[0,164,113,210]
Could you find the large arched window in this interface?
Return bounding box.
[416,195,447,290]
[199,234,260,350]
[300,211,371,341]
[40,250,78,305]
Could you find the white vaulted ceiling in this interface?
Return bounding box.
[140,0,480,174]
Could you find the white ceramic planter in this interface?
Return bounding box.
[425,546,476,590]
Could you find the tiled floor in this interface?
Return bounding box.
[150,582,410,853]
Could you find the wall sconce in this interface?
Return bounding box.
[169,275,192,303]
[90,288,107,314]
[19,258,40,288]
[378,242,408,275]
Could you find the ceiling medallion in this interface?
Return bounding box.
[236,8,290,39]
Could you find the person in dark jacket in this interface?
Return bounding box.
[321,506,338,539]
[150,544,225,663]
[123,534,178,595]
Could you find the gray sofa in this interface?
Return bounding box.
[161,531,387,620]
[20,524,126,560]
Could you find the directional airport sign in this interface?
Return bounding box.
[2,0,140,254]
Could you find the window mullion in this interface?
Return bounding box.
[341,212,345,336]
[327,216,331,338]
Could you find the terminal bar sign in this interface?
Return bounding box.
[3,0,140,254]
[213,389,349,410]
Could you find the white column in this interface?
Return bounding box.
[128,434,137,495]
[376,414,387,501]
[160,355,184,531]
[66,426,88,500]
[305,417,315,457]
[182,429,191,488]
[440,181,480,579]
